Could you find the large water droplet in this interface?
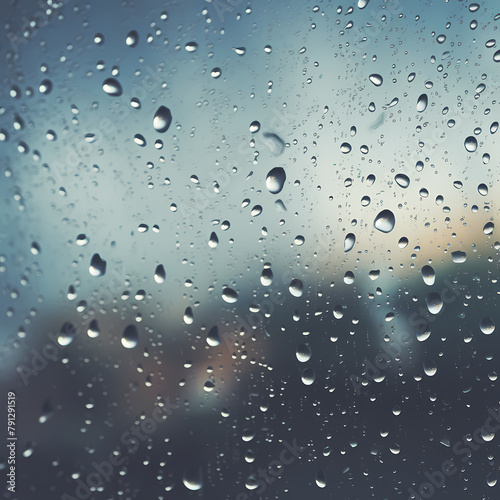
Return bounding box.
[344,233,356,252]
[89,253,106,276]
[266,167,286,194]
[426,292,443,315]
[182,467,203,491]
[184,307,194,324]
[222,287,238,303]
[301,367,316,385]
[260,265,273,286]
[208,232,219,248]
[87,319,100,338]
[263,132,285,155]
[289,278,304,297]
[102,78,122,96]
[374,209,395,233]
[464,136,477,152]
[126,30,139,47]
[421,265,435,286]
[451,251,467,263]
[315,469,327,488]
[296,344,312,362]
[416,323,431,342]
[121,324,138,348]
[154,264,166,283]
[153,106,172,133]
[249,121,260,133]
[358,0,370,9]
[417,93,428,112]
[483,222,494,235]
[58,322,76,346]
[480,317,495,335]
[423,360,437,376]
[340,142,352,153]
[369,74,383,86]
[395,174,410,188]
[207,325,221,346]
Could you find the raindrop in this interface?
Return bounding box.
[451,251,467,263]
[126,30,139,47]
[301,367,316,385]
[296,344,312,362]
[153,106,172,133]
[417,93,428,112]
[121,324,138,348]
[266,167,286,194]
[479,317,495,335]
[249,121,260,133]
[289,278,304,297]
[340,142,352,153]
[487,473,497,487]
[483,222,494,235]
[416,323,431,342]
[185,41,198,52]
[421,265,435,286]
[87,319,100,338]
[208,232,219,248]
[222,287,238,303]
[398,237,408,248]
[395,174,410,188]
[207,325,221,346]
[182,467,203,491]
[369,74,383,86]
[464,136,477,152]
[211,67,221,78]
[184,307,194,324]
[102,78,122,96]
[344,233,356,252]
[251,205,262,216]
[423,360,437,376]
[478,183,488,196]
[89,253,106,277]
[134,134,146,147]
[263,132,285,155]
[39,79,52,94]
[260,265,273,286]
[374,209,395,233]
[358,0,370,9]
[154,264,166,283]
[425,292,443,315]
[58,322,76,346]
[315,469,327,488]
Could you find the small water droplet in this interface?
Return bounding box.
[369,74,383,86]
[154,264,166,283]
[58,322,76,346]
[184,307,194,324]
[207,325,221,346]
[87,319,100,338]
[185,41,198,52]
[126,30,139,47]
[289,278,304,297]
[426,292,443,315]
[421,265,435,286]
[395,174,410,188]
[344,233,356,252]
[301,367,316,385]
[464,136,477,152]
[483,222,494,235]
[296,344,312,362]
[211,67,221,78]
[249,120,260,133]
[451,251,467,264]
[222,287,238,303]
[480,317,495,335]
[417,93,428,112]
[340,142,352,153]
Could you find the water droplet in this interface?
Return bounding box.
[249,120,260,133]
[184,307,194,324]
[481,426,495,442]
[266,167,286,194]
[102,78,122,96]
[395,174,410,188]
[235,46,246,55]
[423,360,437,376]
[89,253,106,277]
[87,319,100,338]
[361,196,371,206]
[416,323,431,342]
[480,317,495,335]
[426,292,443,315]
[344,233,356,252]
[421,265,435,286]
[483,222,494,235]
[264,45,272,53]
[222,287,238,303]
[251,205,262,216]
[185,41,198,52]
[182,467,203,491]
[340,142,352,153]
[398,237,409,248]
[301,367,316,385]
[289,278,304,297]
[294,235,305,246]
[487,473,497,487]
[153,106,172,133]
[134,134,146,147]
[369,74,383,86]
[358,0,370,9]
[58,322,76,346]
[207,325,221,346]
[260,265,273,286]
[31,242,41,255]
[417,93,428,112]
[374,209,395,233]
[315,469,327,488]
[208,232,219,248]
[126,30,139,47]
[478,183,488,196]
[296,344,312,362]
[464,136,477,152]
[263,132,285,155]
[211,67,221,78]
[121,324,138,348]
[451,251,467,264]
[39,79,52,94]
[469,3,479,12]
[154,264,166,283]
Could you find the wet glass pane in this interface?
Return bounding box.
[1,0,499,499]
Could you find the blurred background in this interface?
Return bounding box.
[0,0,499,498]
